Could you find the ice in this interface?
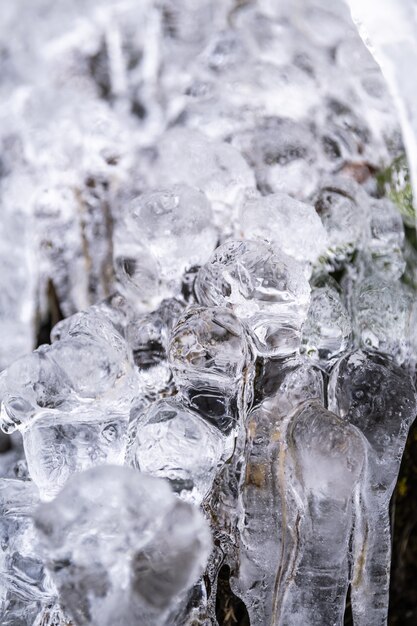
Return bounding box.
[322,98,374,167]
[0,348,75,434]
[0,0,414,623]
[352,276,413,364]
[231,117,319,199]
[49,308,135,407]
[114,184,218,307]
[0,308,136,499]
[239,193,329,265]
[347,0,417,213]
[0,479,55,625]
[365,197,405,279]
[160,0,232,59]
[301,279,352,367]
[276,400,366,626]
[34,465,212,626]
[314,176,369,267]
[149,128,256,231]
[234,389,365,625]
[0,177,37,370]
[253,355,325,415]
[126,298,184,402]
[195,239,310,357]
[23,407,129,501]
[329,349,417,625]
[168,305,254,432]
[234,358,325,625]
[32,603,71,626]
[34,183,90,317]
[128,397,227,504]
[29,97,133,312]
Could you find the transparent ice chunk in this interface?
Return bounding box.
[232,356,323,623]
[0,479,55,625]
[168,305,254,432]
[301,280,352,367]
[239,193,328,265]
[0,348,75,434]
[195,240,310,357]
[234,396,365,626]
[34,183,90,317]
[23,407,129,501]
[150,128,256,230]
[34,465,212,626]
[114,184,218,306]
[232,117,319,199]
[49,308,136,409]
[277,400,366,626]
[128,397,227,504]
[352,276,413,364]
[366,197,405,279]
[126,298,184,402]
[0,178,37,370]
[329,349,417,626]
[314,176,369,267]
[253,355,325,416]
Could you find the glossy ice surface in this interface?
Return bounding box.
[0,0,416,625]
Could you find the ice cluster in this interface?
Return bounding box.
[0,1,416,625]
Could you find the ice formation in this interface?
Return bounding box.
[0,1,416,625]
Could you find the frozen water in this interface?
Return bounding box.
[231,117,319,199]
[254,355,325,416]
[0,348,75,435]
[195,239,310,357]
[239,193,329,265]
[126,298,184,402]
[114,184,218,306]
[277,400,366,626]
[352,276,413,364]
[0,308,135,434]
[169,305,253,432]
[23,407,129,501]
[329,349,417,625]
[128,397,227,504]
[34,465,212,626]
[314,176,369,267]
[235,394,365,626]
[48,307,135,408]
[0,308,137,500]
[347,0,417,213]
[329,349,416,493]
[234,358,325,626]
[149,128,256,231]
[365,197,405,279]
[0,179,37,370]
[0,0,415,623]
[0,479,55,625]
[34,183,91,318]
[302,280,352,366]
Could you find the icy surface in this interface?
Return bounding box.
[0,479,56,625]
[302,280,352,367]
[195,240,311,357]
[329,350,417,625]
[169,305,254,433]
[239,193,329,265]
[114,184,218,307]
[128,397,227,505]
[347,0,417,213]
[34,465,211,626]
[0,0,416,624]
